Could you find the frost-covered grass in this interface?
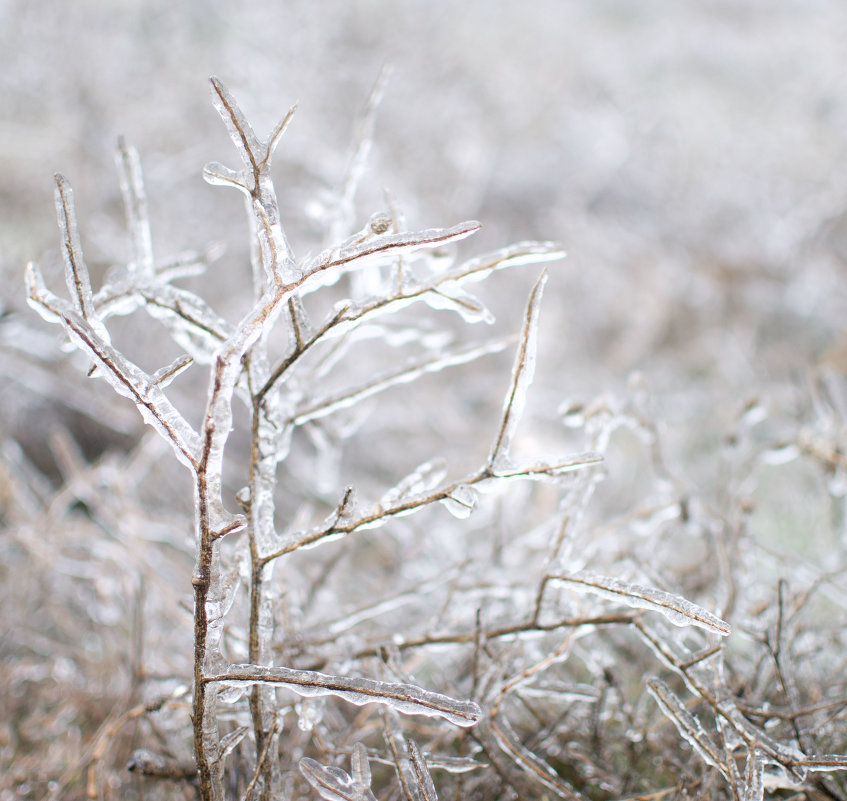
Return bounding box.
[3,4,847,800]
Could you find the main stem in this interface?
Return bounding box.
[193,476,223,801]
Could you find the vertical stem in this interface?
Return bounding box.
[246,361,282,800]
[192,478,223,801]
[248,565,273,800]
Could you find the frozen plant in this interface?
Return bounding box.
[25,77,598,800]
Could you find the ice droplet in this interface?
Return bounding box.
[441,484,478,518]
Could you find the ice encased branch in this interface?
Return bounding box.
[299,743,378,801]
[115,138,154,280]
[646,678,727,775]
[555,572,731,636]
[216,664,481,727]
[25,262,201,470]
[206,77,299,286]
[488,271,547,469]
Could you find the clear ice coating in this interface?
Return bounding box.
[558,571,731,636]
[407,738,440,801]
[646,679,724,771]
[300,745,378,801]
[490,716,578,800]
[744,748,765,801]
[488,272,547,468]
[440,484,478,519]
[381,459,448,506]
[221,664,481,727]
[421,279,494,324]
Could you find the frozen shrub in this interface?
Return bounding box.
[18,77,847,801]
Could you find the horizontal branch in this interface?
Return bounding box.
[289,336,514,426]
[554,572,731,636]
[341,612,637,660]
[207,664,481,728]
[262,452,602,564]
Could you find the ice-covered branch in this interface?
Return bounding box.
[555,572,731,636]
[646,678,728,777]
[290,337,513,426]
[300,742,379,801]
[488,271,546,469]
[262,451,601,563]
[115,137,154,280]
[25,262,201,470]
[258,241,565,402]
[300,221,480,287]
[53,174,98,329]
[210,664,481,727]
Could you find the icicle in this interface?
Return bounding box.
[296,698,326,732]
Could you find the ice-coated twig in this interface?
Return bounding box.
[447,241,566,284]
[300,743,379,801]
[290,336,513,426]
[329,63,394,247]
[262,451,601,562]
[25,263,201,469]
[350,743,375,798]
[210,664,481,727]
[422,280,493,324]
[407,738,440,801]
[489,716,581,801]
[797,755,847,771]
[555,572,731,636]
[646,678,728,778]
[206,77,298,285]
[743,748,765,801]
[208,77,262,175]
[115,137,154,280]
[346,612,634,660]
[301,221,481,286]
[53,174,99,329]
[634,620,817,792]
[152,355,194,388]
[488,271,547,469]
[385,729,416,801]
[258,241,565,401]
